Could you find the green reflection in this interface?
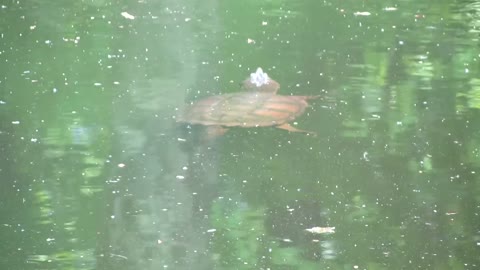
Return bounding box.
[1,0,480,269]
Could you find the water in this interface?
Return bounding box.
[1,0,479,269]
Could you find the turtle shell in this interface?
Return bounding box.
[177,92,310,127]
[177,68,317,133]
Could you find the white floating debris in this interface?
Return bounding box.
[12,121,20,125]
[354,11,371,16]
[206,229,216,233]
[121,12,135,20]
[384,7,397,11]
[118,163,126,168]
[176,175,185,180]
[305,226,336,234]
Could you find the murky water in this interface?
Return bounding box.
[1,1,479,269]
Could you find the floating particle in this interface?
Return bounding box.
[305,226,336,234]
[354,11,371,16]
[121,12,135,20]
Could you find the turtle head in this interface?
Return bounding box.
[242,67,280,93]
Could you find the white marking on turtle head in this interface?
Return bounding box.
[249,67,270,87]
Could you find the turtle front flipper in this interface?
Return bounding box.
[204,126,229,140]
[276,123,317,136]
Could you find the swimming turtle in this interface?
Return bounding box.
[177,68,318,136]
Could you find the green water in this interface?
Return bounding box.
[1,0,480,269]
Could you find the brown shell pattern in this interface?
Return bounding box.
[178,92,310,127]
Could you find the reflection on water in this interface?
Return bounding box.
[1,0,480,269]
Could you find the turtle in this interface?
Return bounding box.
[177,68,318,136]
